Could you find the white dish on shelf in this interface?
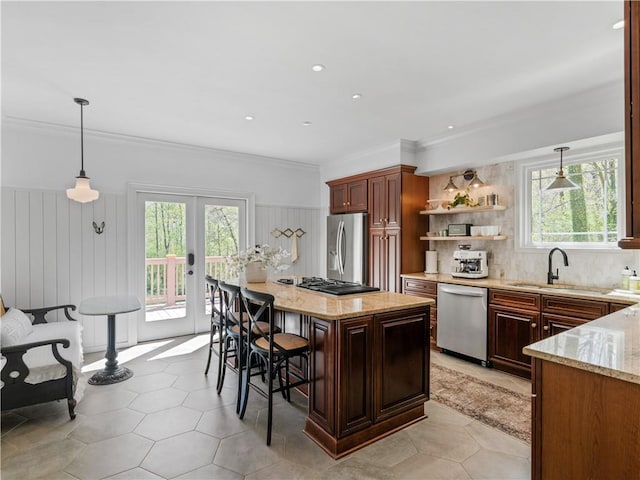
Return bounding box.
[425,199,448,211]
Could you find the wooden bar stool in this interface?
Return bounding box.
[239,287,309,445]
[203,275,221,376]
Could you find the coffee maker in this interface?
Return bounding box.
[451,249,488,279]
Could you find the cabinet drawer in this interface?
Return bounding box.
[489,289,541,311]
[541,295,608,320]
[403,279,438,296]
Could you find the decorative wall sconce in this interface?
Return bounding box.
[443,169,486,192]
[66,98,99,203]
[545,146,579,192]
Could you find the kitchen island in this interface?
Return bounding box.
[244,281,433,458]
[524,307,640,479]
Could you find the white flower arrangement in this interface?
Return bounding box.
[225,244,291,274]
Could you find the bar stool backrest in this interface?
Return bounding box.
[205,275,221,320]
[240,288,278,351]
[218,282,243,332]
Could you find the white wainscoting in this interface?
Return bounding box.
[255,205,324,278]
[1,189,324,351]
[1,188,129,352]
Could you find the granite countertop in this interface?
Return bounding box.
[401,272,640,305]
[240,281,434,321]
[524,308,640,385]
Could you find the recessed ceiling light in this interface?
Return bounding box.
[303,121,312,126]
[447,125,454,129]
[352,93,363,100]
[312,64,325,72]
[612,19,624,30]
[245,115,254,121]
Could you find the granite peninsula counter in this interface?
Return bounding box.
[523,308,640,479]
[242,281,434,458]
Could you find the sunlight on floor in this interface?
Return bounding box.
[81,340,173,372]
[148,334,210,360]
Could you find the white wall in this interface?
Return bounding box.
[1,121,324,351]
[416,81,624,176]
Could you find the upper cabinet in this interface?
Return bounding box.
[328,179,368,214]
[619,1,640,249]
[369,173,401,228]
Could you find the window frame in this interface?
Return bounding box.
[516,144,625,252]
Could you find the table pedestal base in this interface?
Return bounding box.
[88,366,133,385]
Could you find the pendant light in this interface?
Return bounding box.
[66,98,99,203]
[545,146,579,192]
[444,176,459,192]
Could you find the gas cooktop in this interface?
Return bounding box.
[294,277,380,296]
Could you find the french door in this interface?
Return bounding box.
[131,187,251,342]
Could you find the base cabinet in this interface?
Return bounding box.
[402,278,438,347]
[489,289,617,379]
[532,359,640,479]
[305,306,430,458]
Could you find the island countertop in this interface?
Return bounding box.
[241,281,434,320]
[523,307,640,385]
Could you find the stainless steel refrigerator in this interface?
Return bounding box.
[327,213,368,283]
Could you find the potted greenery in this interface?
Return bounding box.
[225,244,290,283]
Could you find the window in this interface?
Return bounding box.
[520,147,624,249]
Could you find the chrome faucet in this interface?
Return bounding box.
[547,247,569,285]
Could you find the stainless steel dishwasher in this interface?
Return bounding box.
[436,283,489,366]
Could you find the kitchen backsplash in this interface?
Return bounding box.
[426,161,638,289]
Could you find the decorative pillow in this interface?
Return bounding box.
[0,308,34,346]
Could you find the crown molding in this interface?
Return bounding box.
[2,115,321,173]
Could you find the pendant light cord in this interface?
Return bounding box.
[79,102,85,177]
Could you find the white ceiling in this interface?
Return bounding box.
[1,1,624,165]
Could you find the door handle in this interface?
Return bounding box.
[187,253,194,275]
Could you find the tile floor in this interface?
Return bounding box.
[1,335,531,479]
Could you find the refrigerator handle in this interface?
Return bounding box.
[337,220,345,275]
[340,221,347,274]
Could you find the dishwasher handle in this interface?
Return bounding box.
[439,285,486,297]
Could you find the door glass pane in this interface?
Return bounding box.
[204,204,239,314]
[145,201,187,321]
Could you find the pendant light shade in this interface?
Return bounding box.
[66,98,99,203]
[468,171,485,188]
[545,146,579,192]
[444,177,459,192]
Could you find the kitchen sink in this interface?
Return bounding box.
[507,282,607,296]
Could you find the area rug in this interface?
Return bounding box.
[430,363,531,443]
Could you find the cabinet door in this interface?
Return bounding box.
[369,176,386,229]
[369,228,386,290]
[347,180,368,212]
[338,316,373,437]
[489,305,539,378]
[330,184,348,214]
[386,229,400,293]
[542,313,588,338]
[385,173,401,228]
[373,308,429,422]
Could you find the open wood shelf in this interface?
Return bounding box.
[420,205,506,215]
[419,235,507,241]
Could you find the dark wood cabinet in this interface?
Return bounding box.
[373,309,429,422]
[619,1,640,249]
[489,290,541,378]
[532,359,640,480]
[327,165,428,292]
[369,228,400,293]
[329,179,368,214]
[402,277,438,347]
[489,289,614,379]
[369,173,401,229]
[306,305,429,458]
[338,316,373,437]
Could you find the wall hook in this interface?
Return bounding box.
[93,221,105,234]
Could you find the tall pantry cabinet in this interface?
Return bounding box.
[327,165,429,293]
